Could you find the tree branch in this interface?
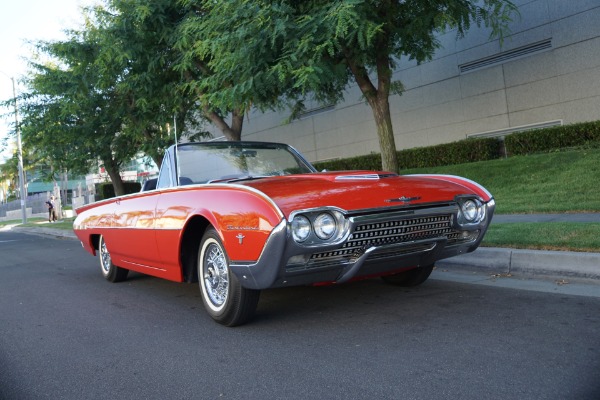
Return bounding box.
[343,47,377,104]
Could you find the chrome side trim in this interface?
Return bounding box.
[121,260,167,272]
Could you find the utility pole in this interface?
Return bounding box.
[1,71,27,223]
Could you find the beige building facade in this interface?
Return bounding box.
[210,0,600,163]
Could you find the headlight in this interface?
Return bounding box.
[461,200,479,222]
[289,207,349,245]
[458,198,485,225]
[313,213,337,240]
[291,215,311,242]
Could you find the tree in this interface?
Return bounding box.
[20,29,136,196]
[19,1,204,196]
[0,154,20,201]
[194,0,518,171]
[173,1,244,141]
[92,0,204,166]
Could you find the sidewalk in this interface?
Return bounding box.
[7,213,600,282]
[436,247,600,281]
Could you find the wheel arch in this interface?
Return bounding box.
[179,215,212,283]
[90,234,101,255]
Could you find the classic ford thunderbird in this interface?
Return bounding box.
[73,141,495,326]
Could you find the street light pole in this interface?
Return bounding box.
[11,77,27,224]
[1,71,27,224]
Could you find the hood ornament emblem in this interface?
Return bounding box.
[385,196,421,203]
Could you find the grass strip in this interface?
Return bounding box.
[402,148,600,214]
[482,222,600,252]
[19,218,75,231]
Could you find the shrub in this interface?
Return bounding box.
[313,153,382,172]
[505,121,600,156]
[397,138,500,169]
[313,137,500,171]
[312,120,600,172]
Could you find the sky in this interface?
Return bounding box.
[0,0,93,161]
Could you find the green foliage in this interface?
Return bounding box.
[93,0,202,165]
[402,148,600,214]
[187,0,518,171]
[483,222,600,252]
[314,137,500,171]
[18,0,206,195]
[504,121,600,155]
[97,181,141,200]
[15,0,520,181]
[397,138,500,169]
[314,153,382,172]
[20,36,129,176]
[314,121,600,172]
[175,0,309,114]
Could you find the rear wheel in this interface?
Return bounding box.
[381,264,434,287]
[198,228,260,326]
[98,235,129,282]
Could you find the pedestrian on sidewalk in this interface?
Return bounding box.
[46,195,57,223]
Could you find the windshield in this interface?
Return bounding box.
[175,142,316,184]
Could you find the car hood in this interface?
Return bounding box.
[239,171,481,216]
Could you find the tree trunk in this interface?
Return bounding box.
[203,106,244,141]
[185,70,245,141]
[345,52,399,173]
[102,158,126,196]
[230,109,244,141]
[371,97,399,173]
[142,128,163,168]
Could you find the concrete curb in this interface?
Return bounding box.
[437,247,600,280]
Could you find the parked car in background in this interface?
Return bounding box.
[73,141,495,326]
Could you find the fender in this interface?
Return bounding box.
[406,174,494,202]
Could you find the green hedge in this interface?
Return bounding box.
[96,182,141,200]
[313,137,500,172]
[504,120,600,156]
[313,120,600,172]
[313,153,382,172]
[397,138,500,169]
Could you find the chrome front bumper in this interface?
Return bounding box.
[230,200,495,289]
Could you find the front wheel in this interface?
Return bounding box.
[98,235,128,282]
[381,264,434,287]
[198,228,260,327]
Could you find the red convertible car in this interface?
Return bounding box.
[73,141,495,326]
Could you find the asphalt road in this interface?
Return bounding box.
[1,230,599,400]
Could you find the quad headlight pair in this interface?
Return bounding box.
[290,209,348,244]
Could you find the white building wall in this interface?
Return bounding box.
[211,0,600,163]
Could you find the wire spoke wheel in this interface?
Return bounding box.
[198,228,260,326]
[99,239,112,275]
[202,241,229,310]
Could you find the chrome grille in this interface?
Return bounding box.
[300,213,475,269]
[350,215,453,247]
